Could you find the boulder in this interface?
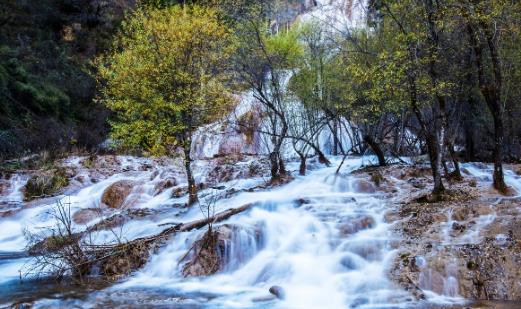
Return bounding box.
[408,178,426,189]
[171,186,187,198]
[182,224,262,277]
[73,208,100,224]
[452,207,469,221]
[337,215,376,236]
[269,285,286,300]
[101,180,135,208]
[182,230,222,277]
[352,179,376,193]
[153,178,176,195]
[23,170,69,201]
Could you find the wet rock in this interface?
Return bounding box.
[351,297,369,307]
[74,175,87,184]
[408,178,425,189]
[182,224,263,277]
[340,255,358,270]
[337,215,376,236]
[208,165,235,183]
[269,285,285,300]
[10,302,34,309]
[473,162,489,170]
[101,180,135,208]
[293,198,312,207]
[452,222,466,232]
[23,169,69,201]
[181,230,222,277]
[73,208,101,224]
[452,207,469,221]
[0,179,8,195]
[369,171,385,186]
[171,186,187,198]
[352,179,376,193]
[461,167,471,175]
[0,207,21,218]
[153,178,176,195]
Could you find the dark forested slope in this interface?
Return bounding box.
[0,0,136,158]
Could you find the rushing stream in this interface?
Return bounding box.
[1,156,521,308]
[0,156,411,308]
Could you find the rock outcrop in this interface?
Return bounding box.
[23,169,69,201]
[101,180,135,209]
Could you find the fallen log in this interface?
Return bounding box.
[85,203,255,253]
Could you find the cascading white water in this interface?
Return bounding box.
[411,161,521,305]
[2,156,521,307]
[0,156,417,308]
[78,156,411,309]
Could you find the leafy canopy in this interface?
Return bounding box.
[97,5,235,155]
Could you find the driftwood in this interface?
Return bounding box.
[85,203,254,253]
[26,201,256,280]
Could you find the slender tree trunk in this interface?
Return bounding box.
[490,105,507,192]
[426,133,445,195]
[467,21,507,192]
[298,152,306,176]
[394,110,406,154]
[317,148,330,166]
[332,119,339,156]
[183,136,198,205]
[279,156,287,176]
[442,159,449,178]
[448,143,462,179]
[363,134,386,166]
[269,151,280,181]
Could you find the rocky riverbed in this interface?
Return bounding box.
[1,155,521,308]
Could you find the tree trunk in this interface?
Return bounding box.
[317,149,330,166]
[426,133,445,195]
[298,152,306,176]
[363,135,386,166]
[490,106,507,192]
[183,137,198,205]
[467,21,507,192]
[269,151,280,181]
[332,120,338,156]
[279,156,287,176]
[448,143,462,180]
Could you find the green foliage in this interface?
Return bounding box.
[265,26,303,68]
[23,169,70,201]
[97,5,235,156]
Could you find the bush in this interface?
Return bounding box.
[23,168,69,201]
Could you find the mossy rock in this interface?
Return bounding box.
[23,169,69,201]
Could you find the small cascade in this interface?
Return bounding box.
[0,174,28,207]
[220,224,264,272]
[99,157,412,309]
[442,261,460,298]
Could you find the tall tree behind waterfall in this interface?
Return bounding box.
[96,5,235,205]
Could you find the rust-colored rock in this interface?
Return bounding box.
[101,180,135,208]
[352,179,376,193]
[73,208,100,224]
[153,178,176,195]
[337,215,376,236]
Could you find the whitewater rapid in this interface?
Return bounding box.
[1,156,520,308]
[0,156,412,308]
